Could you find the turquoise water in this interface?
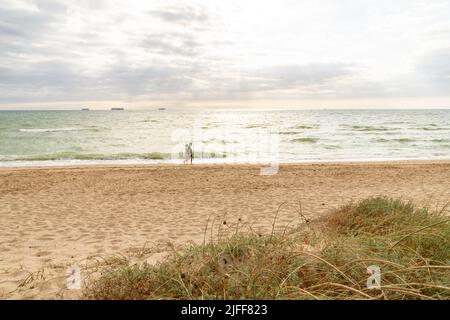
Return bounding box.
[0,109,449,167]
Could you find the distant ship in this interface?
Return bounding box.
[111,107,125,111]
[81,107,90,111]
[158,107,166,111]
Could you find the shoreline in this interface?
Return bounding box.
[1,158,450,171]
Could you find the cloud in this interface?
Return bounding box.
[201,63,355,97]
[141,33,202,57]
[148,5,208,24]
[100,64,194,98]
[1,0,450,107]
[419,47,450,85]
[0,60,98,102]
[0,62,79,88]
[0,6,57,40]
[0,20,26,38]
[0,61,196,102]
[255,63,354,88]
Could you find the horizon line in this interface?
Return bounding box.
[1,107,449,112]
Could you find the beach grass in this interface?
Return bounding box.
[82,196,449,300]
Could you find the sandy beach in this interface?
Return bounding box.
[0,160,449,299]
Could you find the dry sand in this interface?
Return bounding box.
[0,160,449,299]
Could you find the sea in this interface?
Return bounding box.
[0,109,449,167]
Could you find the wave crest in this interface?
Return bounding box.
[19,127,98,133]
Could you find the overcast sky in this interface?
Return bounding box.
[1,0,450,109]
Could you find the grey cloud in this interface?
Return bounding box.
[0,20,26,38]
[0,61,83,88]
[419,48,450,79]
[201,63,355,97]
[0,4,67,63]
[0,1,67,39]
[0,60,196,102]
[255,63,354,87]
[178,63,359,101]
[148,6,208,24]
[141,33,201,57]
[100,65,194,96]
[417,47,450,93]
[35,0,69,13]
[0,1,205,103]
[0,9,49,40]
[0,60,99,102]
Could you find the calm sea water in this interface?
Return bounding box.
[0,109,449,167]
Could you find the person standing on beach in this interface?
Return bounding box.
[189,142,193,164]
[183,144,190,164]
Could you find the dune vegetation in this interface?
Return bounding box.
[83,197,449,300]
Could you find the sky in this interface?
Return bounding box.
[0,0,450,110]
